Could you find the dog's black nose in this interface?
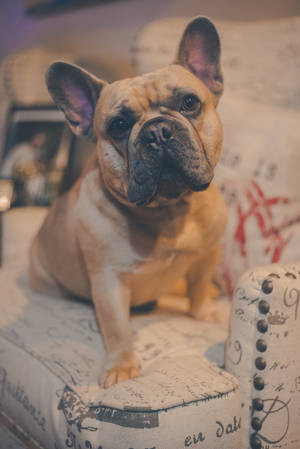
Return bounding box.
[144,122,173,145]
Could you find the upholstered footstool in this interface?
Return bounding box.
[0,268,241,449]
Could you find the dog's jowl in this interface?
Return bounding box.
[29,17,227,388]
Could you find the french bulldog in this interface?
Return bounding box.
[29,16,227,388]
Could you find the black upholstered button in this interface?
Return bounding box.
[261,279,273,294]
[255,357,266,370]
[254,376,265,390]
[253,398,264,411]
[250,434,262,449]
[258,300,270,314]
[257,319,268,333]
[251,417,262,431]
[256,339,267,352]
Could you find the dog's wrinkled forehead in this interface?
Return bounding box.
[95,65,209,129]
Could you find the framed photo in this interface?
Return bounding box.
[0,106,74,207]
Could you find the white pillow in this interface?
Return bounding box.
[133,16,300,110]
[0,270,241,449]
[215,92,300,293]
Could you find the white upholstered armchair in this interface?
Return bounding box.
[1,15,300,449]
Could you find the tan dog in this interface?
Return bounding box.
[29,17,227,388]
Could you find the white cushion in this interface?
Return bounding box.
[133,16,300,110]
[0,265,241,449]
[215,93,300,294]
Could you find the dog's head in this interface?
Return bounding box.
[46,17,223,206]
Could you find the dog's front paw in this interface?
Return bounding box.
[100,350,141,388]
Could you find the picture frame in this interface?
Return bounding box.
[0,105,74,207]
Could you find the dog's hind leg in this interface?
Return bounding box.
[28,236,66,297]
[186,243,223,322]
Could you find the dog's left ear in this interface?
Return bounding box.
[177,17,223,102]
[46,61,107,140]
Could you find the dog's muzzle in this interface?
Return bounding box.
[127,117,213,206]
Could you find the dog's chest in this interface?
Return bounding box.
[127,218,202,303]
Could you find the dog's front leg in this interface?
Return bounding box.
[91,273,140,388]
[186,244,222,322]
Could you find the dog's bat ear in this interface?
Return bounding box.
[177,17,223,101]
[46,62,107,140]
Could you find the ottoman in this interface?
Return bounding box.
[0,268,241,449]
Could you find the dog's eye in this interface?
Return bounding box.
[108,116,131,139]
[180,95,201,114]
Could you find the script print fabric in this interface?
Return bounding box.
[215,94,300,295]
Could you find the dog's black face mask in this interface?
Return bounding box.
[127,116,213,206]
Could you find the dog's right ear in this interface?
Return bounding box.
[177,17,223,102]
[46,62,106,140]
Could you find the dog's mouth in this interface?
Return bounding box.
[134,170,211,206]
[138,166,211,206]
[127,117,213,206]
[132,166,183,207]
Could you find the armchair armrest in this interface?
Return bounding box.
[226,262,300,449]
